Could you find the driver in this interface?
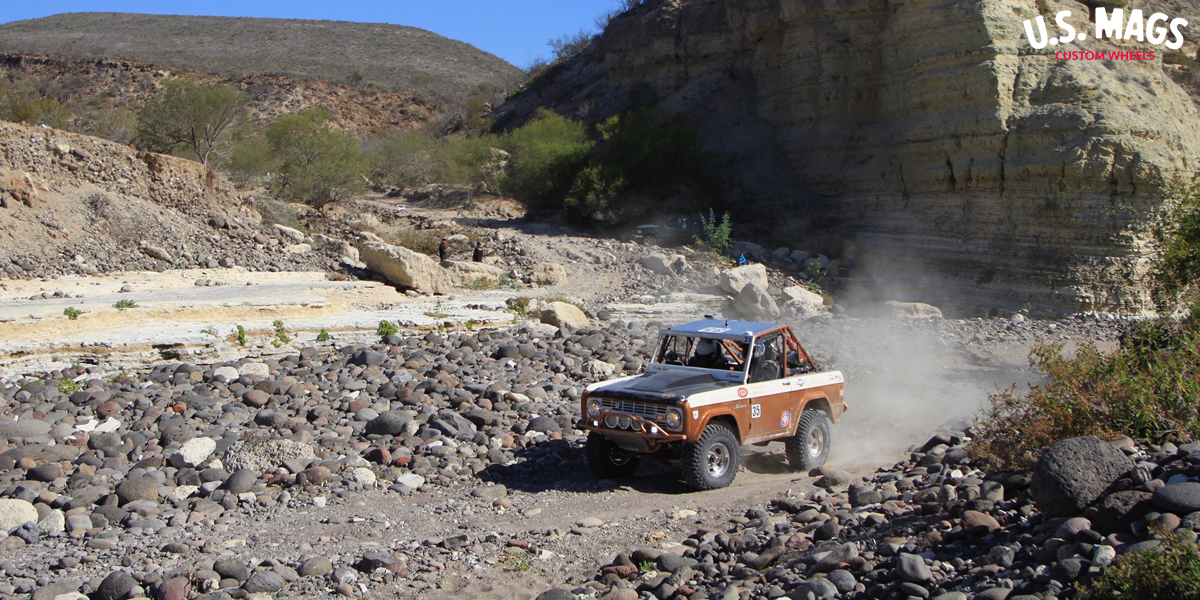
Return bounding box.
[688,338,725,369]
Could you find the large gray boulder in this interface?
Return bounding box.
[883,301,943,319]
[782,285,826,317]
[443,260,505,286]
[0,499,38,533]
[731,281,780,320]
[223,436,316,474]
[357,232,452,294]
[540,301,590,329]
[1031,436,1133,518]
[719,263,768,295]
[639,253,674,275]
[531,263,567,285]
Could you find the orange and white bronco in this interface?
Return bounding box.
[580,319,847,490]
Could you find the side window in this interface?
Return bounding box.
[748,334,784,383]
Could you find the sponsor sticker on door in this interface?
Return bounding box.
[781,410,791,428]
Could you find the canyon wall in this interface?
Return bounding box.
[497,0,1200,314]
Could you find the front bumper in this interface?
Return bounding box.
[581,414,686,453]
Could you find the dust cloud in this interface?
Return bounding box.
[792,316,1043,470]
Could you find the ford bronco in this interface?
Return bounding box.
[580,319,846,490]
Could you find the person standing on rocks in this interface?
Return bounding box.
[439,238,449,262]
[472,241,484,263]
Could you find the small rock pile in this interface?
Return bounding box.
[540,433,1200,600]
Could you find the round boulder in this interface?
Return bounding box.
[1030,436,1133,518]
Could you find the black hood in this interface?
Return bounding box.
[592,369,731,404]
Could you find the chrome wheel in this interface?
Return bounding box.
[706,442,732,478]
[807,426,825,458]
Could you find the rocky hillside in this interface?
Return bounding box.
[0,121,344,278]
[497,0,1200,315]
[0,13,523,100]
[1,53,442,138]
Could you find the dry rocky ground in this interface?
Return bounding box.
[0,119,1162,600]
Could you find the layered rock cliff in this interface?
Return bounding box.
[497,0,1200,314]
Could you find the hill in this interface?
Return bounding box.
[0,12,524,102]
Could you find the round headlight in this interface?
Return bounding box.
[605,415,619,429]
[617,416,633,430]
[665,409,682,430]
[587,399,601,416]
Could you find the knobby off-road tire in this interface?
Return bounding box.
[786,409,831,471]
[681,423,742,490]
[586,431,641,478]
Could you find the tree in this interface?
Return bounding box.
[266,107,367,207]
[137,77,247,166]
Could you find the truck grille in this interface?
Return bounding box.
[598,398,670,422]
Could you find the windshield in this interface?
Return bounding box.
[653,334,747,372]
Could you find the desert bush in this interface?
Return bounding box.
[564,164,627,224]
[367,130,499,190]
[391,227,450,257]
[219,125,273,187]
[1151,173,1200,312]
[973,318,1200,469]
[549,29,595,62]
[696,209,733,253]
[136,77,247,165]
[1083,532,1200,599]
[0,81,72,128]
[76,106,139,145]
[266,107,368,207]
[498,108,591,213]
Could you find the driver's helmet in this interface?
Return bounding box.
[695,338,718,356]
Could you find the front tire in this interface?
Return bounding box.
[642,235,658,247]
[586,432,641,478]
[786,409,831,471]
[681,423,741,490]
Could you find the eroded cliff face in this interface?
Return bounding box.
[498,0,1200,314]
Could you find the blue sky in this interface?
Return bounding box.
[0,1,623,68]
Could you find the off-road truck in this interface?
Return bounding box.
[580,319,847,490]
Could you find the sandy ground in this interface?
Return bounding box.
[0,269,516,379]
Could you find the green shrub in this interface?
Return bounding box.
[565,164,626,224]
[272,319,290,344]
[266,107,368,207]
[236,324,247,347]
[696,209,733,253]
[366,129,500,190]
[1152,173,1200,311]
[63,307,82,320]
[56,376,81,394]
[316,328,331,342]
[377,320,398,338]
[1083,532,1200,600]
[499,108,590,213]
[973,319,1200,469]
[220,126,273,187]
[113,299,138,309]
[0,81,72,128]
[391,227,450,257]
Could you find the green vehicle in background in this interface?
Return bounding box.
[632,214,704,246]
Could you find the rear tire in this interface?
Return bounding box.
[681,422,741,490]
[786,410,831,471]
[586,431,640,478]
[642,235,658,247]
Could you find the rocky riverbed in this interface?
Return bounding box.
[0,312,1128,600]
